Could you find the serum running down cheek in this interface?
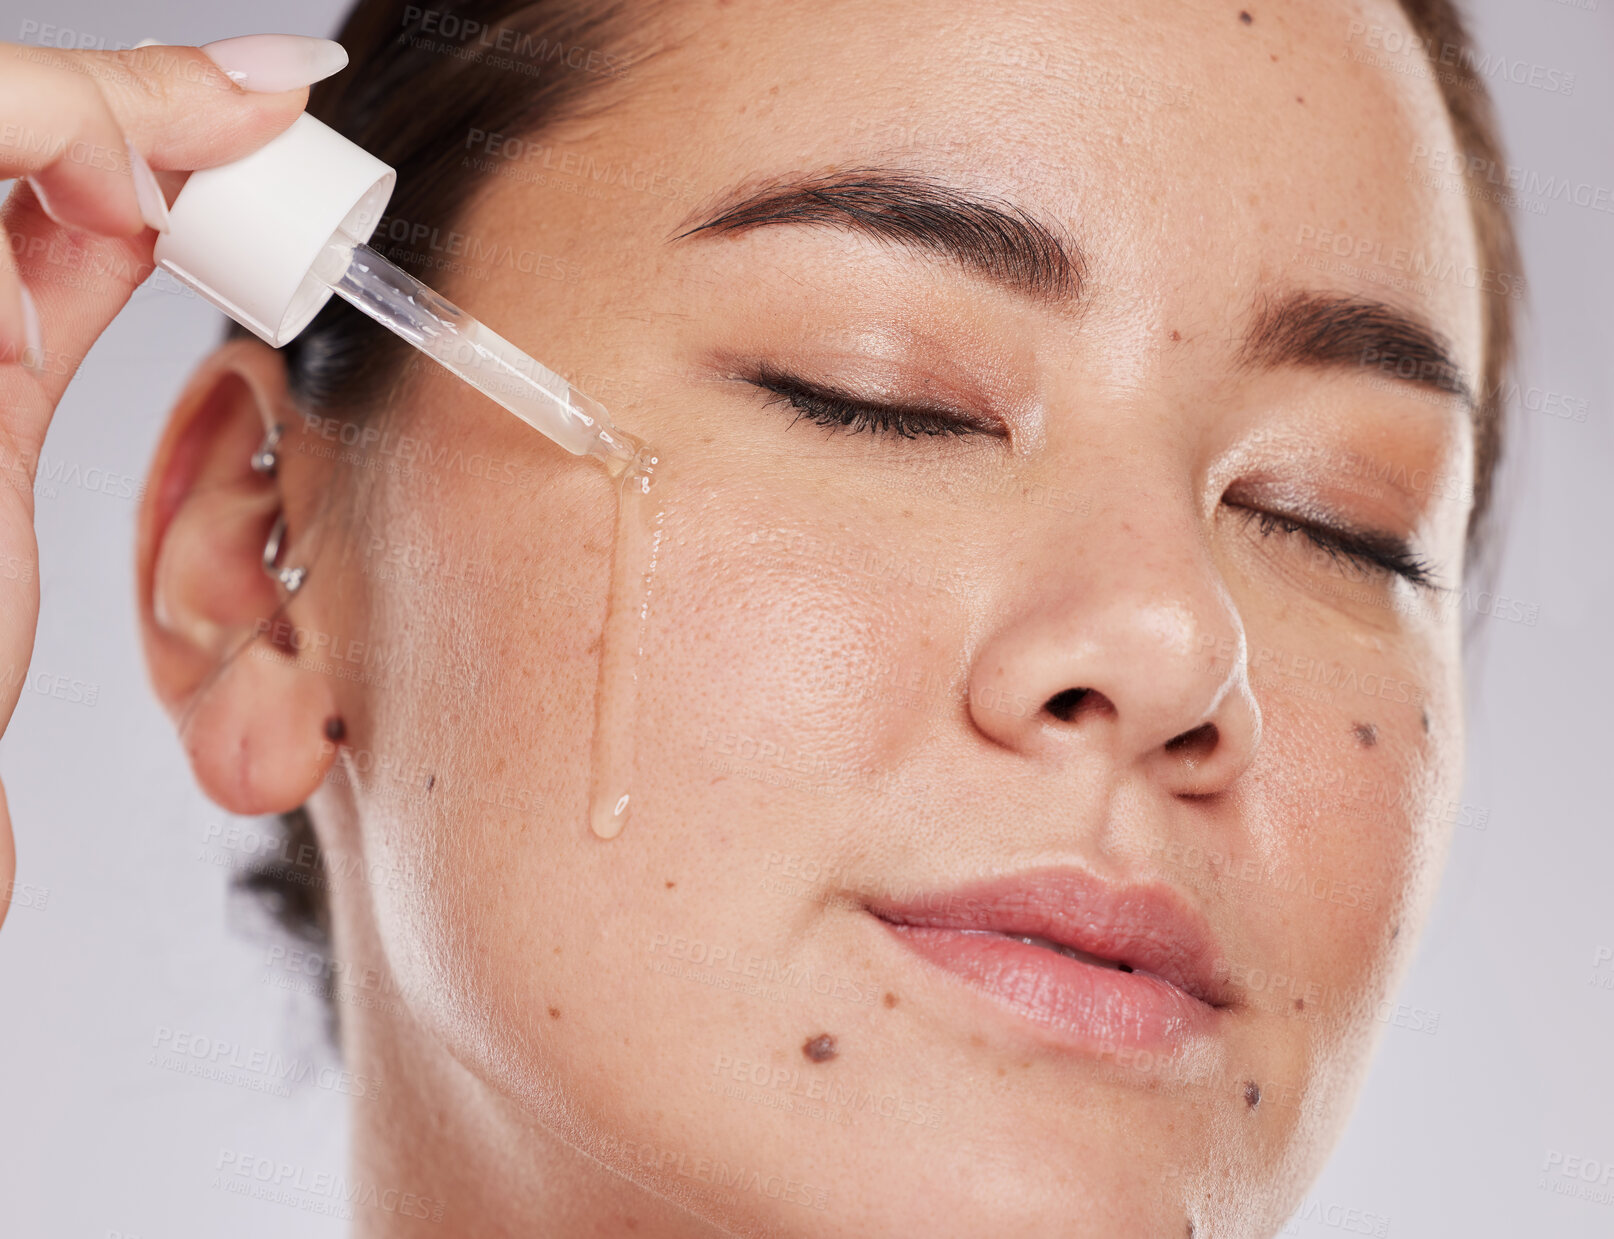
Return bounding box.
[152,110,668,840]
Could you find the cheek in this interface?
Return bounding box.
[1229,626,1461,1026]
[644,504,945,807]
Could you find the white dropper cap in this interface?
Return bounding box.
[154,112,396,347]
[151,110,647,476]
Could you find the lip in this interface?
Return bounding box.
[865,870,1231,1053]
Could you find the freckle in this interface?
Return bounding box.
[1171,329,1182,342]
[803,1033,837,1063]
[1239,9,1253,23]
[883,991,898,1008]
[970,1035,985,1048]
[996,1066,1007,1077]
[1244,1081,1262,1109]
[1391,923,1400,940]
[1421,706,1431,734]
[1294,997,1304,1011]
[1296,95,1305,104]
[425,773,435,791]
[548,1007,561,1019]
[1353,721,1378,747]
[665,880,676,889]
[1269,52,1278,61]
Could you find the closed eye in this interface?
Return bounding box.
[749,366,1008,441]
[1228,502,1442,591]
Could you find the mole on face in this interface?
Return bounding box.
[1244,1081,1262,1109]
[883,991,898,1009]
[1294,996,1304,1011]
[425,773,436,791]
[324,715,346,743]
[1421,706,1432,734]
[802,1033,838,1063]
[1390,923,1400,940]
[1353,721,1378,748]
[1239,9,1254,23]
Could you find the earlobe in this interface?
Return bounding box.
[137,338,341,816]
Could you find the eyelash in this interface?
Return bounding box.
[1231,505,1440,591]
[750,368,1006,441]
[747,369,1437,592]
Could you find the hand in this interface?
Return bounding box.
[0,33,349,928]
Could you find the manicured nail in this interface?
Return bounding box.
[132,38,163,49]
[126,141,170,234]
[17,282,43,373]
[199,35,348,93]
[23,175,68,229]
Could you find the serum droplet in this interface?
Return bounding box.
[589,446,667,839]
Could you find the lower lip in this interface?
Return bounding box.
[880,922,1219,1053]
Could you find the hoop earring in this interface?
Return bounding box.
[261,512,306,594]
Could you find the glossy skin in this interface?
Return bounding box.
[139,1,1483,1235]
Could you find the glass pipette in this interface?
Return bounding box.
[311,229,649,477]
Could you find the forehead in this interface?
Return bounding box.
[609,0,1483,371]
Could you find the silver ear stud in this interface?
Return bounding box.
[250,423,284,476]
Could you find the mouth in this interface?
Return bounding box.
[865,870,1231,1053]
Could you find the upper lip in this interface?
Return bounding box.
[864,869,1231,1009]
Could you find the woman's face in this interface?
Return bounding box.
[175,0,1485,1233]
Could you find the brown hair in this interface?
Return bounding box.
[234,0,1524,1014]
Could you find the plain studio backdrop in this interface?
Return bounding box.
[0,2,1610,1236]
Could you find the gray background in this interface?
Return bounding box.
[0,1,1609,1236]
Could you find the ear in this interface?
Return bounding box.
[137,338,341,816]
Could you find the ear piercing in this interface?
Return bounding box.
[261,512,306,594]
[252,423,306,594]
[250,423,283,476]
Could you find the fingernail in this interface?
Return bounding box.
[17,283,43,373]
[23,176,69,229]
[199,34,348,93]
[133,38,163,49]
[126,141,171,234]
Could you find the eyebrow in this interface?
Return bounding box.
[670,168,1084,304]
[1240,290,1476,410]
[671,169,1474,410]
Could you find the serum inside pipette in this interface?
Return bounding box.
[314,232,665,839]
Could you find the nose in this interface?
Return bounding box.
[967,516,1261,797]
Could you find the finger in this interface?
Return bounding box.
[0,775,15,936]
[0,51,149,237]
[0,225,44,372]
[0,36,347,445]
[0,181,152,433]
[0,41,323,238]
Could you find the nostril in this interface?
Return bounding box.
[1164,721,1219,763]
[1045,687,1092,723]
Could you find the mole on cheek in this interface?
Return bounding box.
[802,1033,838,1063]
[1244,1081,1262,1109]
[1352,721,1378,748]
